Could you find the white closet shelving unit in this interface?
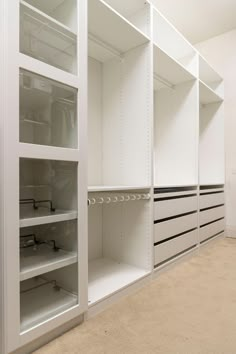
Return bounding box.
[1,1,225,353]
[152,8,199,268]
[2,1,87,353]
[199,55,225,243]
[87,0,152,306]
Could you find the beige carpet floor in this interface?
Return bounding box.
[34,237,236,354]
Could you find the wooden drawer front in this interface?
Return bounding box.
[154,213,198,243]
[200,219,225,243]
[200,206,225,226]
[200,193,224,210]
[154,229,198,265]
[154,196,197,220]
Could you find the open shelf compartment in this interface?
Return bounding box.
[153,8,197,78]
[101,0,151,37]
[199,102,225,185]
[20,70,78,149]
[20,263,78,333]
[153,54,198,187]
[88,190,152,305]
[20,219,78,281]
[20,1,77,73]
[88,16,151,189]
[88,0,149,63]
[199,55,224,99]
[199,80,223,105]
[20,158,78,227]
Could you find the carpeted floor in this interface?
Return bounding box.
[34,237,236,354]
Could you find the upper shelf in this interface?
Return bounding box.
[199,55,224,99]
[22,0,77,33]
[199,80,224,105]
[153,45,196,91]
[88,0,150,62]
[102,0,151,37]
[153,8,197,78]
[88,185,151,192]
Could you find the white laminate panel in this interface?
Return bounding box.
[154,196,197,220]
[154,229,198,265]
[154,212,197,243]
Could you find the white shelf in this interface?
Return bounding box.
[199,80,223,105]
[19,143,79,162]
[153,44,196,90]
[20,1,76,36]
[19,54,79,89]
[88,258,149,305]
[88,0,149,62]
[199,55,223,85]
[88,185,151,192]
[20,245,77,281]
[20,209,77,228]
[21,280,77,333]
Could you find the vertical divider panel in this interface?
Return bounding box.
[4,0,20,352]
[78,0,88,313]
[0,1,5,352]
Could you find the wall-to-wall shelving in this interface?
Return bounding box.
[1,1,225,353]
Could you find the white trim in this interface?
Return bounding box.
[19,143,80,162]
[226,226,236,238]
[19,54,79,89]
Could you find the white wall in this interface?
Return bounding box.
[196,29,236,237]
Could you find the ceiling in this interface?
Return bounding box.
[151,0,236,44]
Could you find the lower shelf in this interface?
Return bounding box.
[88,258,149,305]
[21,279,78,333]
[20,209,77,227]
[20,245,77,281]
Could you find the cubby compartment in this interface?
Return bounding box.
[101,0,150,37]
[199,55,224,99]
[199,102,224,185]
[22,0,77,32]
[20,220,78,281]
[88,3,151,189]
[20,1,77,73]
[88,191,151,305]
[153,50,198,187]
[20,70,78,149]
[20,158,78,227]
[153,8,197,77]
[20,263,78,333]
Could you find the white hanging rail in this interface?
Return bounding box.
[88,193,150,206]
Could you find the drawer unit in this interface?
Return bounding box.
[200,192,224,210]
[154,212,198,243]
[154,195,198,220]
[154,229,198,266]
[200,218,225,243]
[199,205,225,226]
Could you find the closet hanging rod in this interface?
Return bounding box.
[88,33,122,59]
[153,73,175,90]
[88,193,150,206]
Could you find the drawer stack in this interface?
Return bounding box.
[154,187,198,267]
[199,186,225,243]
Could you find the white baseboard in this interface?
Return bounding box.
[226,226,236,238]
